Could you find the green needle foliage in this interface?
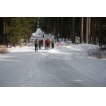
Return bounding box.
[4,17,38,46]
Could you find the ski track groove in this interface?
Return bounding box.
[18,53,41,87]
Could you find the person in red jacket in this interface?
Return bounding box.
[39,40,41,49]
[45,40,48,49]
[47,39,50,48]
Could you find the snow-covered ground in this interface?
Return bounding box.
[0,28,106,87]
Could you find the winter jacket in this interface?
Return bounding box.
[51,41,55,44]
[35,40,38,44]
[41,40,43,43]
[39,40,41,43]
[45,40,48,44]
[47,40,50,44]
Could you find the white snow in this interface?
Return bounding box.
[0,28,106,87]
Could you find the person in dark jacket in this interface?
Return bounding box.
[34,39,38,52]
[51,40,55,49]
[47,39,50,49]
[41,39,43,47]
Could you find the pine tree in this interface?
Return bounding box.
[5,17,38,47]
[80,17,83,43]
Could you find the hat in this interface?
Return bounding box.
[36,39,38,40]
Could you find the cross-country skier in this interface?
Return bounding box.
[41,39,43,47]
[51,40,55,49]
[39,39,41,49]
[34,39,38,52]
[45,39,48,49]
[47,39,50,49]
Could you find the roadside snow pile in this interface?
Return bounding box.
[54,43,106,83]
[55,43,101,51]
[8,46,34,53]
[55,43,89,53]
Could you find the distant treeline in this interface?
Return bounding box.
[39,17,106,46]
[0,17,39,47]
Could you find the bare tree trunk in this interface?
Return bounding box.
[28,35,30,42]
[10,36,12,47]
[68,17,70,40]
[72,17,75,43]
[83,17,86,43]
[69,24,70,41]
[19,39,22,47]
[99,17,103,46]
[52,27,53,35]
[71,17,73,42]
[60,17,63,38]
[80,17,83,43]
[51,28,52,35]
[94,17,96,42]
[0,21,2,44]
[88,17,91,43]
[86,17,89,43]
[57,17,59,42]
[68,24,70,41]
[18,33,22,47]
[54,20,56,39]
[3,18,5,45]
[64,18,67,42]
[92,17,94,42]
[90,18,92,42]
[5,18,8,47]
[63,17,65,41]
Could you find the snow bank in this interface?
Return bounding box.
[54,43,106,83]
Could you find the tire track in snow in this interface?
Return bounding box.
[18,53,41,87]
[39,53,80,87]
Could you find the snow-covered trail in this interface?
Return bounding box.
[0,30,42,87]
[0,28,106,87]
[0,28,51,87]
[0,51,40,87]
[38,51,105,87]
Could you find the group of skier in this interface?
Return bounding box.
[45,39,50,49]
[34,38,55,52]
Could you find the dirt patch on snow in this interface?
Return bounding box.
[0,45,9,54]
